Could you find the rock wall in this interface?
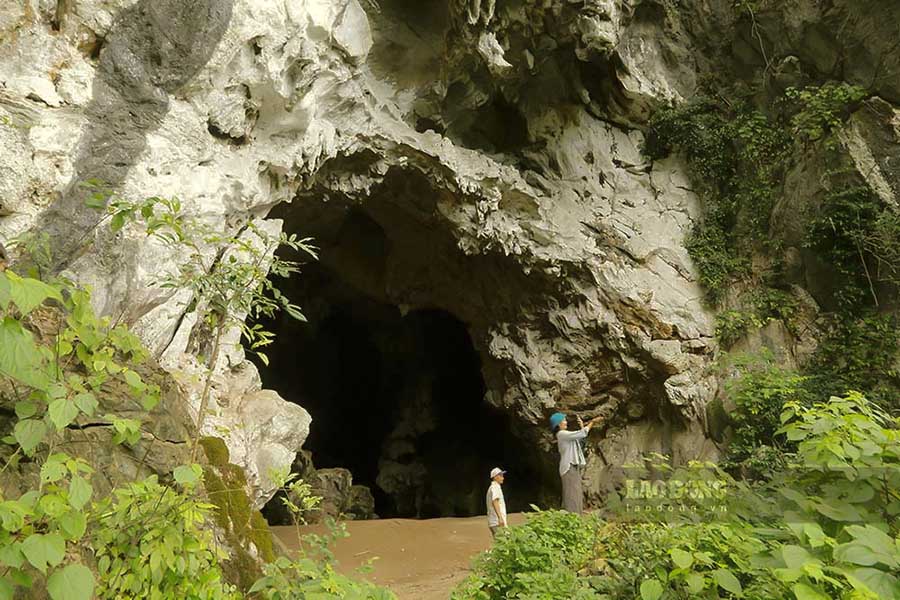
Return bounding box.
[5,0,894,507]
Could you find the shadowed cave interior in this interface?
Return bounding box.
[253,208,554,520]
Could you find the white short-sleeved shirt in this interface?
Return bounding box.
[486,481,507,527]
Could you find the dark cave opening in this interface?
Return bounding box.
[254,243,548,520]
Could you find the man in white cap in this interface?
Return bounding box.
[486,467,507,538]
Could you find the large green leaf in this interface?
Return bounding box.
[685,572,706,594]
[640,578,664,600]
[47,563,94,600]
[781,545,813,569]
[814,499,862,522]
[21,533,65,574]
[0,317,50,390]
[670,548,694,569]
[834,543,879,567]
[13,420,47,456]
[792,583,829,600]
[713,569,743,597]
[0,543,24,569]
[67,476,92,511]
[58,511,86,541]
[0,502,27,532]
[845,525,898,562]
[848,567,900,599]
[48,398,79,430]
[5,272,61,316]
[72,392,97,416]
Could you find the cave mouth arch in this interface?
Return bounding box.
[253,239,548,520]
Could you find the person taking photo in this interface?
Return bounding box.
[549,412,604,514]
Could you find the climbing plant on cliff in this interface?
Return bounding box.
[646,82,900,410]
[644,96,789,304]
[86,188,317,457]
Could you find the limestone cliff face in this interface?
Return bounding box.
[1,0,897,506]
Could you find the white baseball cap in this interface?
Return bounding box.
[490,467,507,479]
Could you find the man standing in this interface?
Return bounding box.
[550,412,604,514]
[486,467,507,538]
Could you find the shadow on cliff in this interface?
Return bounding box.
[36,0,233,273]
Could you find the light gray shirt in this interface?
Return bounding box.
[486,481,507,526]
[556,428,588,476]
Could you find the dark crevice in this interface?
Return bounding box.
[207,120,249,145]
[444,94,531,155]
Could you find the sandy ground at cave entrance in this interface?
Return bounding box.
[271,513,527,599]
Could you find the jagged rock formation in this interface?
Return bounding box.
[2,0,897,509]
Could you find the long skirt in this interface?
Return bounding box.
[561,466,583,514]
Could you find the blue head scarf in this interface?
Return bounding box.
[549,412,566,431]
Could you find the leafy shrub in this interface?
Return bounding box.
[715,310,765,347]
[0,269,162,599]
[92,475,240,600]
[805,180,883,310]
[685,219,751,305]
[591,521,783,599]
[804,312,900,410]
[452,509,599,600]
[0,268,389,600]
[250,554,395,600]
[457,392,899,600]
[720,353,811,474]
[765,393,900,598]
[785,83,867,145]
[249,470,397,600]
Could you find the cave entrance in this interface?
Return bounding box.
[255,248,544,520]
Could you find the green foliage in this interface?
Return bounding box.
[785,83,867,146]
[591,520,781,599]
[805,179,884,310]
[0,209,381,599]
[86,190,317,362]
[87,189,317,461]
[720,353,811,475]
[456,394,899,600]
[0,451,94,597]
[750,286,799,324]
[249,470,396,600]
[452,509,599,599]
[645,98,788,303]
[862,209,900,288]
[716,287,800,346]
[766,393,900,598]
[92,475,240,600]
[685,220,751,305]
[715,309,765,347]
[249,554,396,600]
[804,312,900,409]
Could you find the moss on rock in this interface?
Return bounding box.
[200,436,278,590]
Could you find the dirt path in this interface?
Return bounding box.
[271,513,526,599]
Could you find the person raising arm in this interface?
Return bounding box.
[549,412,604,514]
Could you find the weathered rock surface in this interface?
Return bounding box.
[0,0,724,505]
[3,0,897,508]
